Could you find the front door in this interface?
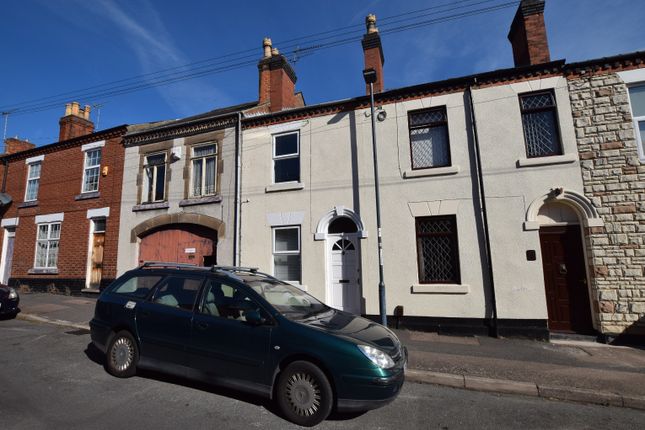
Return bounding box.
[328,235,361,314]
[1,230,15,284]
[89,232,105,288]
[539,225,594,334]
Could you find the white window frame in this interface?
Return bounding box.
[272,225,301,283]
[272,131,300,184]
[34,222,61,269]
[143,152,167,203]
[625,83,645,162]
[189,143,218,197]
[24,161,41,202]
[81,148,102,193]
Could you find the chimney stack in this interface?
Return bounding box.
[59,101,94,141]
[362,14,384,94]
[508,0,550,67]
[257,38,300,113]
[3,136,35,154]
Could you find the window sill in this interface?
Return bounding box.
[403,165,460,179]
[18,201,38,209]
[265,182,305,193]
[28,268,58,275]
[179,194,222,207]
[75,191,100,201]
[411,284,470,294]
[132,201,170,212]
[516,153,578,168]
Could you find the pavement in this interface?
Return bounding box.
[10,291,645,411]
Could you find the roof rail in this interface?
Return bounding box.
[210,265,259,273]
[139,261,202,270]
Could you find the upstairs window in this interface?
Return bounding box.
[25,161,41,202]
[520,91,562,158]
[627,84,645,160]
[82,148,102,193]
[415,216,460,284]
[408,107,451,169]
[273,132,300,183]
[143,153,166,203]
[191,143,217,197]
[35,222,61,269]
[273,226,301,283]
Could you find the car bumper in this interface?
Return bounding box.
[89,318,111,353]
[0,297,19,315]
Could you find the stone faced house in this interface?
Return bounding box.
[0,103,127,294]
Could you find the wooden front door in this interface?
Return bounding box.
[139,224,217,266]
[539,225,594,334]
[89,233,105,288]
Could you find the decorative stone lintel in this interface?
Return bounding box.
[178,195,222,207]
[132,202,170,212]
[75,191,100,201]
[411,284,470,294]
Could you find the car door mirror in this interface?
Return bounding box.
[244,310,265,326]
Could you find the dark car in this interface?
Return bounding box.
[90,263,406,426]
[0,285,19,317]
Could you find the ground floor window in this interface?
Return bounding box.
[35,222,61,268]
[415,216,460,284]
[272,226,301,283]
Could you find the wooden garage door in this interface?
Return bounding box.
[139,224,217,266]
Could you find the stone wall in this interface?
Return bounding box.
[567,70,645,337]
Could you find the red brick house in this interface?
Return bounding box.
[0,103,127,294]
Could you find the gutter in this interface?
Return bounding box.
[466,82,499,338]
[233,112,243,266]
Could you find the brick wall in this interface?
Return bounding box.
[567,71,645,337]
[1,130,125,294]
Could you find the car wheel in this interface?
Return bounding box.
[106,330,138,378]
[276,361,333,427]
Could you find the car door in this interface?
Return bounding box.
[189,278,273,390]
[135,274,205,367]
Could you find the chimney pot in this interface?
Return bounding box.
[271,47,279,56]
[65,103,72,116]
[366,14,378,33]
[71,101,80,116]
[84,105,91,120]
[263,37,273,58]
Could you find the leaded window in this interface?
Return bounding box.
[408,107,451,169]
[25,161,41,202]
[35,222,61,268]
[143,153,166,203]
[627,84,645,161]
[520,91,562,158]
[82,148,102,193]
[191,143,217,197]
[273,226,301,282]
[415,216,460,284]
[273,132,300,183]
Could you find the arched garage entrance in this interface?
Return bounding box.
[132,213,224,267]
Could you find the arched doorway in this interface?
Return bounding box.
[139,223,217,266]
[326,216,362,314]
[527,191,600,335]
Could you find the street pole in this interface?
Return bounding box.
[363,68,387,327]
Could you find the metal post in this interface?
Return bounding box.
[365,74,387,327]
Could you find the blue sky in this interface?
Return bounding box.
[1,0,644,147]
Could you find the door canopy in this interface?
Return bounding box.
[524,188,603,231]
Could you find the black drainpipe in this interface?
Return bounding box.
[466,81,499,338]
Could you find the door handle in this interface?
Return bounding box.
[195,321,209,330]
[339,279,349,284]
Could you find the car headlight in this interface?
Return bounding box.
[8,288,18,300]
[357,345,395,369]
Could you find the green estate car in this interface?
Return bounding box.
[90,263,406,426]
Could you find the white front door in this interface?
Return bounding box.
[328,235,361,314]
[1,229,16,285]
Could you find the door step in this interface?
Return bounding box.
[550,332,602,343]
[81,288,100,297]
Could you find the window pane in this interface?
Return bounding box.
[522,110,561,157]
[520,92,554,111]
[628,85,645,117]
[28,162,41,179]
[83,166,100,192]
[409,109,446,126]
[49,223,61,239]
[26,179,39,201]
[274,254,301,282]
[275,228,299,252]
[153,277,202,310]
[192,159,202,196]
[85,149,101,168]
[47,240,59,267]
[416,217,459,283]
[145,167,154,202]
[204,157,216,194]
[94,219,106,232]
[193,144,216,157]
[274,133,298,156]
[146,154,165,166]
[274,157,300,183]
[639,120,645,153]
[114,275,163,298]
[37,225,48,240]
[36,241,48,267]
[411,126,450,168]
[155,165,166,200]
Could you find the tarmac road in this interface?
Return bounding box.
[1,318,644,430]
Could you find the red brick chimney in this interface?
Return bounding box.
[508,0,550,67]
[257,38,300,113]
[59,102,94,141]
[362,14,384,94]
[3,136,35,154]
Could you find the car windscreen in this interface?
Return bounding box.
[246,279,327,321]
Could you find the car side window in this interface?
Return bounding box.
[152,276,203,311]
[200,279,265,322]
[113,274,163,299]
